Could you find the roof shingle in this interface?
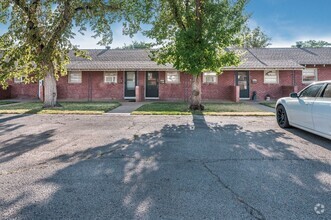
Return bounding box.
[67,48,331,71]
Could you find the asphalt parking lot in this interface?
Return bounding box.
[0,114,330,219]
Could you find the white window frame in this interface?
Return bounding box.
[68,71,82,84]
[104,71,118,84]
[302,68,318,84]
[166,72,180,84]
[203,72,218,84]
[14,76,25,83]
[264,70,279,84]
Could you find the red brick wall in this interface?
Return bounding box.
[9,80,38,99]
[249,66,331,100]
[6,66,331,101]
[0,85,11,99]
[157,71,236,101]
[159,72,192,100]
[201,71,235,100]
[295,65,331,92]
[137,71,145,87]
[250,70,281,100]
[281,86,298,97]
[91,71,124,100]
[57,71,124,100]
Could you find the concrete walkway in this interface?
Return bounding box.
[106,101,147,115]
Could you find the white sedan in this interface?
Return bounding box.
[276,81,331,140]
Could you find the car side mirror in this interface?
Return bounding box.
[290,92,299,98]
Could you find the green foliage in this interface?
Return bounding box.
[146,0,248,75]
[292,40,331,48]
[0,0,153,87]
[241,26,271,48]
[115,41,151,49]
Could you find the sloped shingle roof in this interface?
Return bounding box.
[67,49,175,71]
[67,48,331,71]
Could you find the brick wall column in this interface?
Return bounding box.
[232,85,240,102]
[135,86,144,102]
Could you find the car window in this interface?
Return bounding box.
[300,84,324,98]
[322,84,331,98]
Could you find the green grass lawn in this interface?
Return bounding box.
[260,102,276,108]
[0,100,17,105]
[132,102,274,116]
[0,101,120,114]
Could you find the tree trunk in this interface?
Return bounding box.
[43,67,57,108]
[190,74,204,110]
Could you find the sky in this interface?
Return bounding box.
[1,0,331,49]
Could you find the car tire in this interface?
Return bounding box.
[276,104,290,128]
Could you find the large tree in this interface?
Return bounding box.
[0,0,152,107]
[147,0,248,110]
[241,26,271,48]
[292,40,331,48]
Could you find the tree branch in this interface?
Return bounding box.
[167,0,186,30]
[195,0,203,43]
[46,0,72,49]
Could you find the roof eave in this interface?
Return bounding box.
[222,67,304,70]
[67,68,178,71]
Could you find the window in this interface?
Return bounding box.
[300,84,324,98]
[264,70,279,84]
[14,76,25,83]
[68,71,82,83]
[104,72,117,83]
[302,68,318,83]
[203,72,217,84]
[166,72,180,84]
[322,84,331,98]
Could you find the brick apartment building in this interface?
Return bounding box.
[2,48,331,102]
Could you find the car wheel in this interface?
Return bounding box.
[276,104,290,128]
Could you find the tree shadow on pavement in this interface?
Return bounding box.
[0,114,36,137]
[0,129,55,164]
[1,115,330,219]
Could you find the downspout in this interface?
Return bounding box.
[38,80,40,99]
[38,80,43,100]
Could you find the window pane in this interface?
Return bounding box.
[166,72,180,83]
[14,77,22,83]
[300,84,324,97]
[322,84,331,98]
[203,72,217,83]
[69,72,82,83]
[206,76,216,83]
[104,72,117,83]
[302,69,317,82]
[264,70,278,83]
[126,72,135,89]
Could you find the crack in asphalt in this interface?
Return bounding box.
[202,162,266,220]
